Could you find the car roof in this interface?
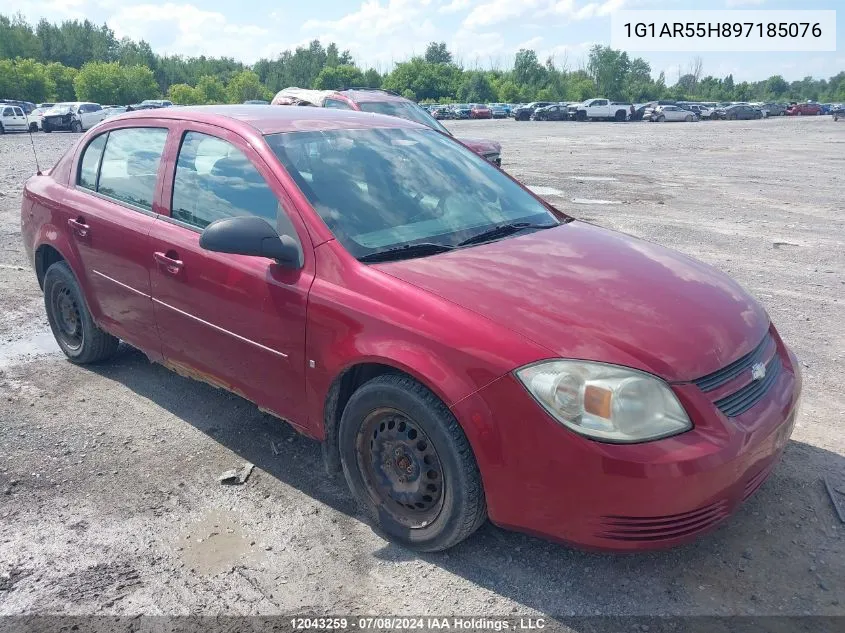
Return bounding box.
[112,104,428,135]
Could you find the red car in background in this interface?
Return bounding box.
[21,106,801,553]
[470,104,492,119]
[787,102,822,115]
[272,88,501,166]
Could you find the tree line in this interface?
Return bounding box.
[2,13,843,106]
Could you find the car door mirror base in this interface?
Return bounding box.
[199,216,302,268]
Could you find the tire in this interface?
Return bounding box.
[43,261,119,364]
[685,115,693,122]
[576,110,587,121]
[338,373,487,552]
[658,115,666,122]
[71,120,83,133]
[29,123,38,132]
[43,122,51,132]
[0,124,4,134]
[614,110,626,122]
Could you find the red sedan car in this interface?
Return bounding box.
[787,102,822,115]
[21,106,801,552]
[470,104,493,119]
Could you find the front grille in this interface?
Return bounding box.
[598,500,729,542]
[693,334,773,392]
[713,354,782,418]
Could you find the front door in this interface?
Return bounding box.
[150,125,314,429]
[61,125,169,358]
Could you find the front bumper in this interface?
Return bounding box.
[451,338,801,551]
[42,114,73,131]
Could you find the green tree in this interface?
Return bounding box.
[495,79,520,102]
[0,14,40,60]
[0,58,54,102]
[457,71,495,103]
[196,75,226,103]
[314,64,364,90]
[513,49,545,89]
[45,62,77,101]
[168,83,203,105]
[227,70,268,103]
[362,68,383,89]
[587,45,630,99]
[74,61,122,103]
[120,64,159,103]
[424,41,452,65]
[383,57,461,101]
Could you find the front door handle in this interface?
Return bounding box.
[68,217,90,238]
[154,251,183,275]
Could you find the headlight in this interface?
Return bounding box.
[515,360,692,443]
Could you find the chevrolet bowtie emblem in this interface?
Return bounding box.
[751,362,767,381]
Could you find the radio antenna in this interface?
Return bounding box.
[10,60,42,175]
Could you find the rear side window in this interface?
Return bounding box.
[2,107,13,116]
[325,98,352,110]
[96,127,168,211]
[78,133,108,190]
[171,131,295,237]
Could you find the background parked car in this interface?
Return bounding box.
[27,107,46,131]
[0,104,28,133]
[713,104,763,120]
[451,104,471,119]
[470,104,492,119]
[649,105,699,122]
[42,102,107,132]
[514,102,554,121]
[787,102,821,116]
[102,106,128,119]
[489,104,508,119]
[571,98,631,122]
[0,99,36,114]
[531,104,569,121]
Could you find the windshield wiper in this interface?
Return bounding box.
[358,242,454,263]
[456,222,557,247]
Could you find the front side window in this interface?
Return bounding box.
[356,100,451,135]
[78,133,108,190]
[171,131,292,235]
[97,127,168,211]
[13,107,24,116]
[266,128,561,259]
[3,107,13,117]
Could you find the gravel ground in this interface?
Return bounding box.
[0,117,843,619]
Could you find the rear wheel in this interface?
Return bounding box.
[685,115,693,122]
[339,374,486,552]
[44,261,119,364]
[614,109,626,122]
[0,124,4,134]
[658,115,666,122]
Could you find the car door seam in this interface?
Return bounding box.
[152,297,289,358]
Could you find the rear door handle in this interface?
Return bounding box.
[154,251,183,275]
[68,218,90,238]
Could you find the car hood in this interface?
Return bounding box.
[457,137,501,154]
[375,221,769,382]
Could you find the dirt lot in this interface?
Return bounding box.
[0,117,843,619]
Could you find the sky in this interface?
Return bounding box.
[15,0,844,83]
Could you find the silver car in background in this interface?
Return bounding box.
[648,105,699,122]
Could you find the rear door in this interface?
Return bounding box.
[149,123,315,429]
[61,124,170,358]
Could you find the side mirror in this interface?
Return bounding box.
[199,216,302,268]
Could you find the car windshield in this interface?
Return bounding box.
[265,128,560,260]
[357,100,450,135]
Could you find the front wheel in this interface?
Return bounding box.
[71,120,83,133]
[44,261,119,364]
[685,115,693,122]
[339,374,487,552]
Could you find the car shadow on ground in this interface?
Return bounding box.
[88,346,845,617]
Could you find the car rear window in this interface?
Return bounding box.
[357,100,450,135]
[78,133,108,191]
[96,128,168,211]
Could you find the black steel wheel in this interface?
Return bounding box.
[357,408,445,528]
[43,261,119,364]
[338,374,487,551]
